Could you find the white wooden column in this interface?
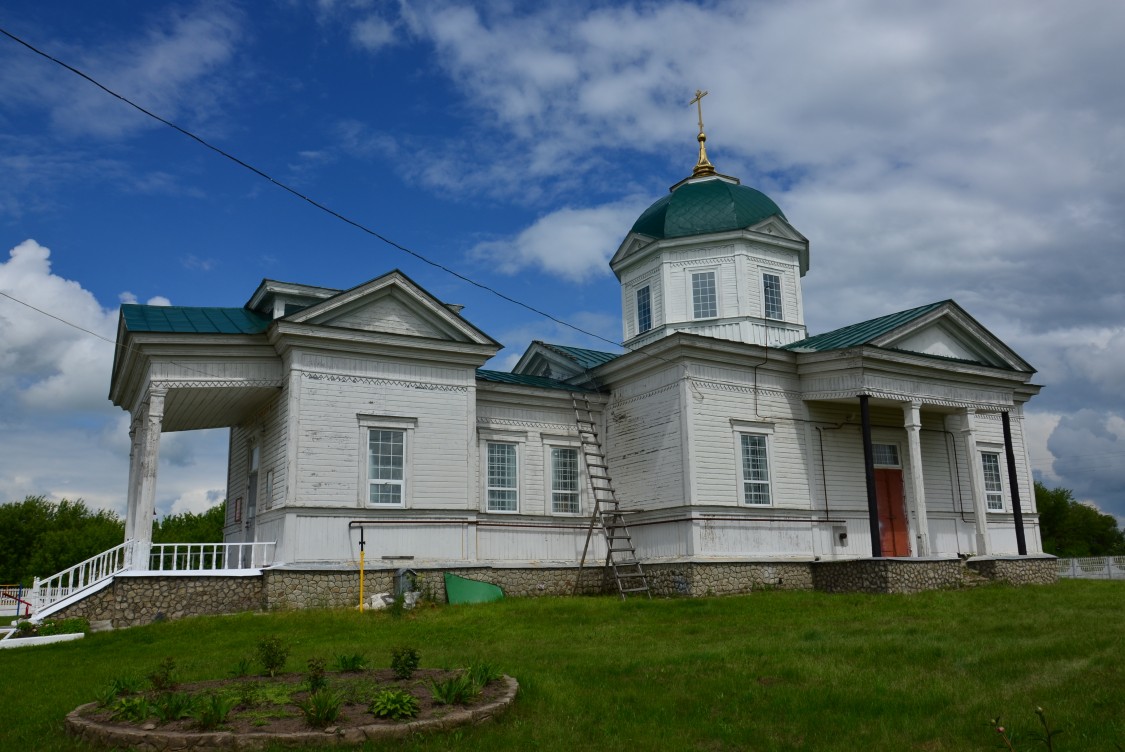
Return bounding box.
[133,388,166,569]
[903,401,931,556]
[960,408,991,555]
[123,415,141,541]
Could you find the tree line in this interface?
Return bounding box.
[0,496,226,585]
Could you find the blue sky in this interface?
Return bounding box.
[1,1,1123,526]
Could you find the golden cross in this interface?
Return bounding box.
[689,89,709,133]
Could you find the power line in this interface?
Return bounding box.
[0,25,623,353]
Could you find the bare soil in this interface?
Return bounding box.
[79,668,508,736]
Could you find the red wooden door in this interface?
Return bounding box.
[874,469,910,557]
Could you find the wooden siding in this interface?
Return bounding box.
[328,296,445,339]
[295,370,473,509]
[605,368,686,510]
[475,395,584,517]
[690,379,813,509]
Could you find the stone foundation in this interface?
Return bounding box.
[51,574,264,628]
[811,558,964,594]
[646,561,814,596]
[47,556,1057,628]
[966,555,1058,585]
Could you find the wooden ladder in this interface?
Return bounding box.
[572,393,651,600]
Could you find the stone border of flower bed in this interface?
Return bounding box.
[66,675,519,750]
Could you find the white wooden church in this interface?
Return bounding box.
[106,125,1044,593]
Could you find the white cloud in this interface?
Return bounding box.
[0,240,227,519]
[169,487,224,517]
[0,6,242,139]
[470,200,647,282]
[351,15,397,52]
[0,239,117,414]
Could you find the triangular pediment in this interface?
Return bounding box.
[872,303,1033,372]
[747,216,806,243]
[609,233,656,275]
[285,271,497,346]
[512,342,586,380]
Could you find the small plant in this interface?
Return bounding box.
[193,692,236,731]
[106,675,145,697]
[989,707,1063,752]
[369,688,420,721]
[390,646,420,680]
[467,661,502,687]
[38,617,89,636]
[110,695,151,723]
[388,592,407,619]
[229,657,253,678]
[427,672,481,706]
[306,657,328,692]
[296,688,343,728]
[256,635,290,678]
[333,652,367,672]
[95,685,120,708]
[152,691,194,723]
[147,657,177,691]
[234,679,261,708]
[15,620,35,636]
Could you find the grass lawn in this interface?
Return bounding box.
[1,579,1122,751]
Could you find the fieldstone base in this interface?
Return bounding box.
[51,575,265,628]
[812,558,964,594]
[46,555,1059,628]
[966,555,1058,585]
[645,562,814,596]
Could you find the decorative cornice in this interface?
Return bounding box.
[149,379,283,390]
[608,381,679,407]
[304,372,468,393]
[476,417,575,431]
[670,255,735,268]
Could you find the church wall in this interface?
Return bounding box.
[475,391,586,518]
[275,349,477,516]
[605,366,687,510]
[619,258,662,341]
[689,378,812,511]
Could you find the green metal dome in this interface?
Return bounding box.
[630,177,786,240]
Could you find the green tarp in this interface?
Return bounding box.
[444,573,504,604]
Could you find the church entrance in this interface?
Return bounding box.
[872,444,910,557]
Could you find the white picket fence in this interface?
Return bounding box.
[1056,556,1125,579]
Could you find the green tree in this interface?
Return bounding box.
[0,496,124,585]
[1036,482,1125,556]
[153,501,226,543]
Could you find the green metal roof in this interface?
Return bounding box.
[783,301,949,352]
[121,305,272,334]
[476,369,590,392]
[631,177,786,239]
[538,342,620,369]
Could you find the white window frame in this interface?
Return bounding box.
[872,443,901,468]
[636,285,652,334]
[762,272,784,321]
[545,440,583,516]
[980,451,1005,512]
[479,429,526,514]
[357,415,416,508]
[690,268,719,320]
[731,420,775,506]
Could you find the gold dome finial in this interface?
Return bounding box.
[689,89,716,177]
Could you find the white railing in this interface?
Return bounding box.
[1057,556,1125,579]
[30,540,135,614]
[147,542,276,572]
